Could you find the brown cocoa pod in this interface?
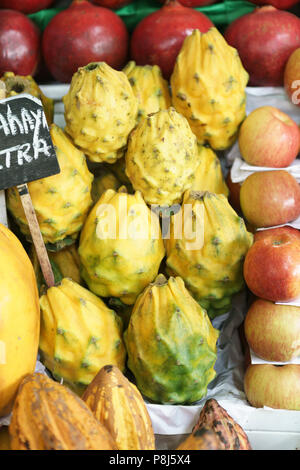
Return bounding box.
[177,427,222,450]
[9,373,117,450]
[82,365,155,450]
[193,398,252,450]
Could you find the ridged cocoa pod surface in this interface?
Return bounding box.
[82,365,155,450]
[193,398,252,450]
[9,373,117,450]
[177,427,222,450]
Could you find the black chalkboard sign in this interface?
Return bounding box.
[0,93,60,191]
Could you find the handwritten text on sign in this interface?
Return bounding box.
[0,93,60,191]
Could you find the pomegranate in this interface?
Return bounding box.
[91,0,133,8]
[130,0,213,80]
[0,9,40,77]
[224,6,300,87]
[0,0,54,14]
[42,0,129,83]
[226,172,242,214]
[157,0,217,5]
[248,0,300,10]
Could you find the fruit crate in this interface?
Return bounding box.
[0,82,291,451]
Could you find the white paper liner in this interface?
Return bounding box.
[230,152,300,184]
[250,348,300,366]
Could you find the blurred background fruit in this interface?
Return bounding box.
[42,0,129,83]
[248,0,300,9]
[91,0,133,7]
[130,0,213,79]
[157,0,217,5]
[0,9,40,76]
[224,6,300,86]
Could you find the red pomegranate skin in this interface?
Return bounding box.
[42,0,129,83]
[92,0,133,8]
[158,1,217,6]
[130,0,213,80]
[248,0,300,10]
[0,9,40,77]
[0,0,54,14]
[224,6,300,87]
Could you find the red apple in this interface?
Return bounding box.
[254,226,300,243]
[284,48,300,108]
[244,364,300,410]
[0,10,40,77]
[240,170,300,228]
[243,230,300,302]
[244,299,300,362]
[0,0,54,14]
[238,106,300,168]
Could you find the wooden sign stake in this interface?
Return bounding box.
[17,183,55,288]
[0,89,59,288]
[0,81,7,227]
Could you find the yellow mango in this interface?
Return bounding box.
[0,224,40,417]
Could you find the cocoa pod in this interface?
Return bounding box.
[177,427,222,450]
[82,365,155,450]
[193,398,252,450]
[9,373,117,450]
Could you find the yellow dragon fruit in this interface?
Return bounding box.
[78,187,165,305]
[171,28,249,151]
[192,144,229,197]
[63,62,138,163]
[123,61,171,122]
[6,124,94,249]
[39,278,126,395]
[124,274,219,404]
[125,107,198,206]
[165,190,253,318]
[1,71,54,126]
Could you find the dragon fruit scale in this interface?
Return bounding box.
[125,107,198,206]
[171,28,249,151]
[123,61,171,122]
[124,274,219,404]
[39,278,126,395]
[78,187,165,305]
[63,62,138,163]
[192,144,229,197]
[165,190,253,318]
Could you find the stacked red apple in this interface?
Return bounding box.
[234,106,300,411]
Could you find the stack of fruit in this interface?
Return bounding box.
[0,20,256,448]
[0,0,300,451]
[0,0,299,90]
